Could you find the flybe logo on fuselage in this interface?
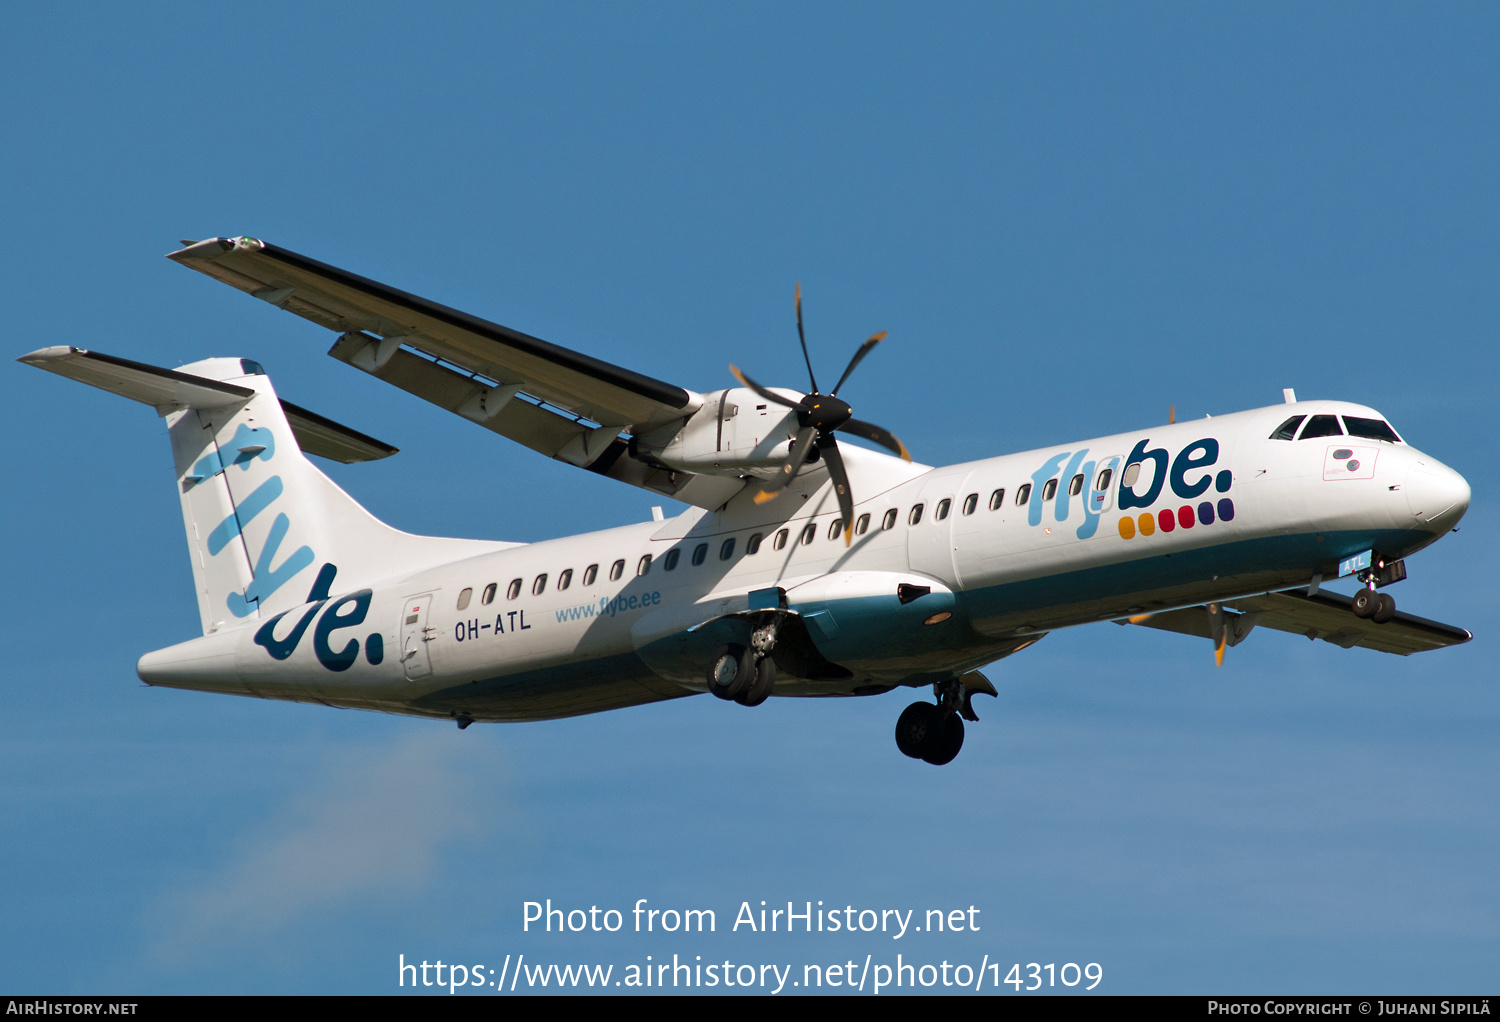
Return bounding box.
[1024,436,1234,540]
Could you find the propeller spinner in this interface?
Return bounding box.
[730,283,911,546]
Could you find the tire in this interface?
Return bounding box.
[895,702,942,759]
[1372,593,1396,624]
[707,644,753,700]
[1351,588,1377,619]
[922,713,965,766]
[736,656,776,707]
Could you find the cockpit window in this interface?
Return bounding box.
[1298,414,1343,439]
[1342,416,1402,443]
[1270,415,1305,440]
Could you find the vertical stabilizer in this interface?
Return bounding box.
[20,348,514,635]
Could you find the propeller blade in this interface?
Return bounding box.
[754,425,819,504]
[838,417,912,462]
[817,432,856,546]
[794,282,820,394]
[730,365,801,410]
[830,331,887,397]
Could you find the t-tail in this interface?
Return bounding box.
[19,347,510,636]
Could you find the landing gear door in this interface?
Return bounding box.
[400,594,435,681]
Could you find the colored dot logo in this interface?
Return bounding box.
[1119,497,1234,539]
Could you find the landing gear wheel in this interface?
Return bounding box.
[735,656,776,707]
[1351,588,1377,619]
[895,702,942,759]
[1372,592,1396,624]
[707,644,754,700]
[922,713,965,766]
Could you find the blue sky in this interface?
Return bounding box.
[2,2,1496,994]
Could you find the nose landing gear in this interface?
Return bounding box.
[1351,559,1400,624]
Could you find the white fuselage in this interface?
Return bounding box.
[138,398,1469,723]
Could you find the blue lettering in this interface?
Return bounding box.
[1118,439,1168,510]
[207,475,284,555]
[313,590,373,672]
[1055,449,1090,523]
[227,512,315,618]
[1170,439,1220,500]
[1028,453,1071,527]
[191,422,276,482]
[254,600,326,660]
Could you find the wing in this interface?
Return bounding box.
[1127,589,1471,656]
[168,237,744,508]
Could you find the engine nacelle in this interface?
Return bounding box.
[641,387,812,481]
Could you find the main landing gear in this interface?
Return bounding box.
[707,643,776,707]
[895,676,991,766]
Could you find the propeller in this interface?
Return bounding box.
[729,283,911,545]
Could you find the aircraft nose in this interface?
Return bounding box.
[1405,457,1470,533]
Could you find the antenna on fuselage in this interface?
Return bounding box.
[1168,404,1175,425]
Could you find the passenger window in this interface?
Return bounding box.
[1068,474,1084,497]
[1343,416,1401,443]
[800,523,816,545]
[962,493,978,515]
[456,587,473,611]
[558,569,573,591]
[664,549,680,570]
[1016,483,1032,505]
[773,529,789,551]
[908,504,924,525]
[856,513,871,535]
[533,574,548,595]
[1042,479,1058,501]
[989,488,1005,510]
[828,519,843,541]
[582,564,598,586]
[719,538,735,560]
[692,543,709,566]
[935,498,951,521]
[1270,415,1305,440]
[1121,464,1139,488]
[481,583,497,605]
[1298,414,1343,439]
[637,555,651,576]
[609,559,625,581]
[882,508,898,530]
[747,533,763,555]
[1096,468,1113,490]
[507,578,522,600]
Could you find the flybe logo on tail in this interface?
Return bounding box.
[196,420,315,618]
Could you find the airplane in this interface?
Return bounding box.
[19,236,1473,765]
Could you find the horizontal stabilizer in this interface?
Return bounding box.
[278,399,397,464]
[18,346,397,464]
[20,345,252,409]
